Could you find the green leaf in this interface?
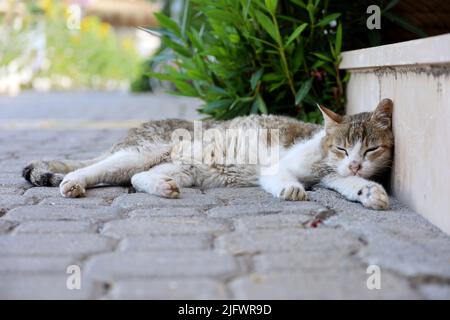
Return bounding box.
[202,99,234,113]
[250,68,264,90]
[255,10,279,43]
[265,0,278,14]
[241,0,252,18]
[187,28,204,51]
[138,26,177,39]
[228,34,240,43]
[250,99,259,114]
[255,94,268,114]
[173,80,198,97]
[292,45,304,71]
[329,40,336,59]
[245,35,278,48]
[186,69,207,80]
[277,15,302,23]
[335,22,342,56]
[383,0,400,12]
[268,81,285,92]
[312,52,334,63]
[316,13,341,27]
[285,23,308,46]
[306,3,315,23]
[154,12,182,38]
[262,72,283,81]
[290,0,306,9]
[311,60,325,69]
[147,72,175,82]
[295,78,313,105]
[163,36,192,57]
[205,9,241,25]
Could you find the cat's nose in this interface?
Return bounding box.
[349,161,361,174]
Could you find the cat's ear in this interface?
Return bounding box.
[371,98,393,129]
[317,104,342,127]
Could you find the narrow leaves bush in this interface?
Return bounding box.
[145,0,348,122]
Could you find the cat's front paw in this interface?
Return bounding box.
[60,179,86,198]
[155,178,180,199]
[279,183,308,201]
[358,184,389,210]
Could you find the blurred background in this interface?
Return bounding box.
[0,0,171,95]
[1,0,449,105]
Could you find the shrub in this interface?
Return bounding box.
[145,0,347,122]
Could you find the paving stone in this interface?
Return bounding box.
[215,228,362,254]
[0,256,77,273]
[308,189,450,279]
[0,234,114,255]
[107,278,228,299]
[206,187,280,205]
[112,190,218,210]
[39,196,106,206]
[85,251,238,281]
[0,176,30,188]
[229,270,420,299]
[0,219,16,233]
[5,205,122,222]
[207,201,326,218]
[233,213,312,230]
[0,274,101,299]
[128,207,203,218]
[23,187,60,199]
[102,217,230,237]
[356,232,450,279]
[0,187,24,195]
[0,194,29,210]
[14,221,95,234]
[253,250,360,272]
[86,186,129,199]
[417,283,450,299]
[207,204,282,218]
[119,234,212,251]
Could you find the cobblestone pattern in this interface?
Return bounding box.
[0,93,450,299]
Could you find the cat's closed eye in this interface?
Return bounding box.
[364,146,381,156]
[335,146,348,156]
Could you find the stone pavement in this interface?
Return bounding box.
[1,92,450,299]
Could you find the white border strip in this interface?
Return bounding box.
[340,33,450,70]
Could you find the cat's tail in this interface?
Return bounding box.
[22,156,106,187]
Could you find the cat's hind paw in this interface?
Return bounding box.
[280,183,308,201]
[358,184,389,210]
[155,178,180,199]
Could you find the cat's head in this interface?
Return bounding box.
[319,99,394,179]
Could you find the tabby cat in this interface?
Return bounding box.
[23,98,394,210]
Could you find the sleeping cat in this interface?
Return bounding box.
[23,98,394,210]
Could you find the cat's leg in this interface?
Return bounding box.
[259,129,325,201]
[23,156,107,187]
[259,167,308,201]
[131,163,194,198]
[59,148,169,197]
[321,174,389,210]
